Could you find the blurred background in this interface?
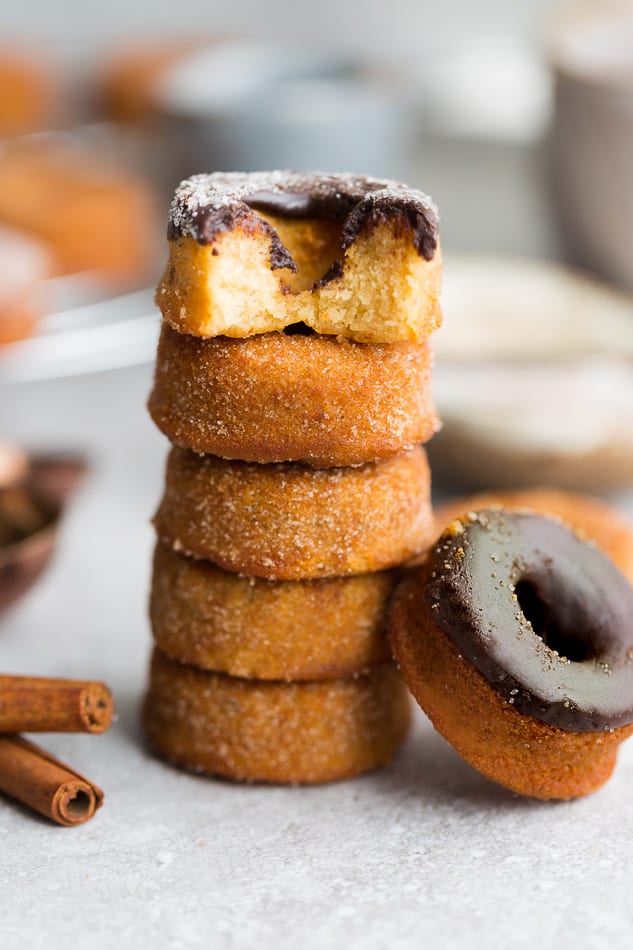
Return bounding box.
[2,0,633,625]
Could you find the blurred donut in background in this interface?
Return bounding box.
[97,37,215,123]
[0,50,59,136]
[0,138,161,290]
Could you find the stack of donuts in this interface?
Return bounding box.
[143,171,443,783]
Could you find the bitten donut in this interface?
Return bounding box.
[157,171,442,343]
[154,446,433,580]
[148,324,439,467]
[389,509,633,800]
[434,488,633,583]
[142,649,411,783]
[150,542,394,680]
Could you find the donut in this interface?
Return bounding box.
[98,39,208,123]
[0,51,58,136]
[150,542,395,680]
[389,509,633,800]
[154,446,433,580]
[142,649,411,783]
[148,323,439,467]
[157,171,442,343]
[434,488,633,584]
[0,140,159,287]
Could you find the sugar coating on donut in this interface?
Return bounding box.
[148,324,440,466]
[390,509,633,799]
[154,446,434,580]
[157,170,442,343]
[150,543,395,680]
[142,649,411,784]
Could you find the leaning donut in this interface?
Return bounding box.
[142,649,411,784]
[389,509,633,800]
[148,324,439,467]
[154,446,433,580]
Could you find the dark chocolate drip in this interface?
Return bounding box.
[245,189,356,220]
[167,201,296,272]
[313,260,344,288]
[167,171,439,274]
[424,510,633,732]
[341,193,437,260]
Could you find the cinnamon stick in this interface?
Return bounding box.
[0,675,114,733]
[0,735,104,826]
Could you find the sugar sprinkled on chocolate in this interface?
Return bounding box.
[167,171,439,267]
[425,509,633,732]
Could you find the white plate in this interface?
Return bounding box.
[431,254,633,492]
[0,281,158,384]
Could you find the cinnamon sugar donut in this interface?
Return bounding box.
[157,171,442,343]
[434,488,633,583]
[154,446,433,580]
[390,510,633,800]
[142,649,411,783]
[150,542,394,680]
[0,140,159,287]
[0,52,58,136]
[148,323,439,467]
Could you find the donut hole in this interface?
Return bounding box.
[256,212,344,292]
[515,580,595,662]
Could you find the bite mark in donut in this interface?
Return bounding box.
[157,171,442,342]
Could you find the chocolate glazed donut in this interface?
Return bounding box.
[168,171,439,264]
[390,509,633,799]
[157,171,443,343]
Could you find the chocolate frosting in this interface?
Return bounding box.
[167,171,439,277]
[425,509,633,732]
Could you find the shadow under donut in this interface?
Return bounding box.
[368,714,560,812]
